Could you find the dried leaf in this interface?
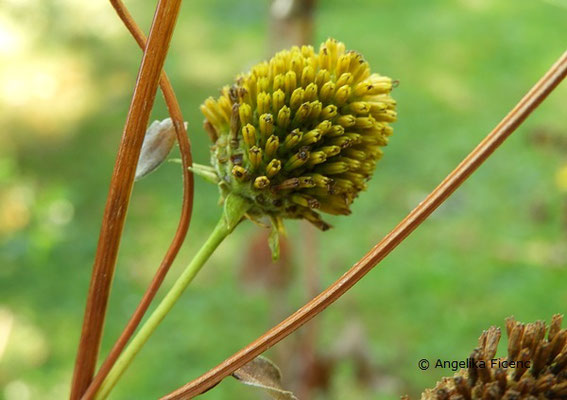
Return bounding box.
[232,356,299,400]
[135,118,185,181]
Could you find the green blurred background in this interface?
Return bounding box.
[1,0,566,399]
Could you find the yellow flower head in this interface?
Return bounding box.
[200,38,397,231]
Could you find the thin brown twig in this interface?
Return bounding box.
[70,0,184,398]
[78,1,194,399]
[162,51,567,399]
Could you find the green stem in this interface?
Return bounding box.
[94,215,233,400]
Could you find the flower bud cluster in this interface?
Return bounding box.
[200,38,397,229]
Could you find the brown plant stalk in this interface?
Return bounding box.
[70,0,185,398]
[162,51,567,400]
[78,1,195,399]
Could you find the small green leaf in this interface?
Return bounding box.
[223,194,252,231]
[232,356,298,400]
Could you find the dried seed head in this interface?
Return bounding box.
[200,38,397,230]
[417,315,567,400]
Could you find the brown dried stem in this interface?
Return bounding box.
[78,1,194,399]
[162,51,567,400]
[70,0,184,398]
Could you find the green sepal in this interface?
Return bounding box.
[188,163,220,184]
[223,193,253,232]
[268,216,285,261]
[268,226,280,261]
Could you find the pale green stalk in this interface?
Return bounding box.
[95,194,251,399]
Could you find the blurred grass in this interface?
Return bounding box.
[0,0,566,399]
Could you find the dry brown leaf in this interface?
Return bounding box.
[135,118,186,181]
[232,356,298,400]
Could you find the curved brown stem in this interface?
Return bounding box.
[162,51,567,399]
[78,1,194,399]
[71,0,184,397]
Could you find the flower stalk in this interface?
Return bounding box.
[93,194,251,399]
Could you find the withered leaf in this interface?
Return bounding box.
[232,356,299,400]
[135,118,186,181]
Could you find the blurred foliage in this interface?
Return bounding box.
[0,0,566,399]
